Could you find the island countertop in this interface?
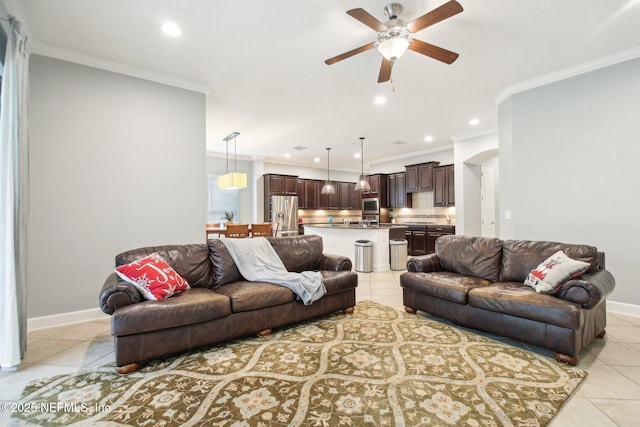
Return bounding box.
[303,224,407,271]
[303,224,408,230]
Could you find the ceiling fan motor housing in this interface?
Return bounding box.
[383,3,404,20]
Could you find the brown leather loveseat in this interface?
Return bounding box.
[99,235,357,373]
[400,235,615,365]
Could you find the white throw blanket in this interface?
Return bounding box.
[220,237,326,305]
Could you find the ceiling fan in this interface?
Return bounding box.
[325,0,463,83]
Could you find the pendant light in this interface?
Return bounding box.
[354,137,371,192]
[218,132,247,190]
[320,147,336,195]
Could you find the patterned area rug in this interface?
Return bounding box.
[12,301,586,426]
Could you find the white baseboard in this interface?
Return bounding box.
[28,308,110,331]
[607,300,640,318]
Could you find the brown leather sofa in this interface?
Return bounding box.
[400,235,615,365]
[99,235,357,373]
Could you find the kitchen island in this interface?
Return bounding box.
[303,224,408,272]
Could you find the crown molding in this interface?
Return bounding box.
[494,46,640,105]
[32,42,211,94]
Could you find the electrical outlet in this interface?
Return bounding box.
[505,211,512,220]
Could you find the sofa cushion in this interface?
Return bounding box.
[214,281,296,312]
[524,250,590,294]
[435,235,503,282]
[115,252,190,300]
[116,244,213,289]
[401,271,492,304]
[207,239,244,288]
[319,271,358,295]
[267,235,323,272]
[111,288,231,336]
[468,282,582,329]
[500,240,599,283]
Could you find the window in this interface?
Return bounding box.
[207,175,239,222]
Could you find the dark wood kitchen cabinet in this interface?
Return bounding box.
[297,179,319,209]
[319,181,339,209]
[264,174,298,196]
[387,172,411,208]
[406,225,428,256]
[363,174,388,207]
[433,165,455,206]
[406,162,439,193]
[427,225,455,253]
[337,182,358,209]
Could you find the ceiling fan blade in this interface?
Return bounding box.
[408,39,459,64]
[406,0,463,33]
[347,8,388,32]
[378,58,393,83]
[325,42,376,65]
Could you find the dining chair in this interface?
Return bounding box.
[250,223,272,237]
[225,223,249,238]
[206,223,223,240]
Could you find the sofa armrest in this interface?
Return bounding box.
[318,253,353,272]
[99,272,142,315]
[557,269,615,309]
[406,254,443,273]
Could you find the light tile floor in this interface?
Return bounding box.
[1,270,639,426]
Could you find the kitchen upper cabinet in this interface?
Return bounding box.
[265,174,298,195]
[337,182,355,209]
[297,179,319,209]
[351,183,362,210]
[433,165,455,206]
[364,174,388,207]
[387,172,411,208]
[406,162,439,193]
[319,181,339,209]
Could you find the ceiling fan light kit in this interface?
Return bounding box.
[325,0,463,83]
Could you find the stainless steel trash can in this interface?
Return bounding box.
[354,240,373,272]
[390,239,408,271]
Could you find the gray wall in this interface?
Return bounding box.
[29,55,206,317]
[499,57,640,305]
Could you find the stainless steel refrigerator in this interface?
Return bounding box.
[270,195,299,236]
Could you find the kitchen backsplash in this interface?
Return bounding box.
[390,192,455,225]
[298,192,455,225]
[298,210,362,224]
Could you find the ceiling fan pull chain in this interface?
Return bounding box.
[391,78,396,92]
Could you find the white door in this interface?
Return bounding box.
[481,164,496,237]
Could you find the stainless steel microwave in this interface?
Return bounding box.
[362,198,380,215]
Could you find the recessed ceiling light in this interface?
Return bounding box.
[284,153,291,158]
[424,135,434,142]
[469,118,480,126]
[162,22,182,37]
[354,152,361,159]
[374,96,386,105]
[313,157,321,163]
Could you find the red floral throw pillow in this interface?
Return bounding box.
[115,252,190,300]
[524,250,589,294]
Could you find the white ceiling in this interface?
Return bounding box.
[11,0,640,171]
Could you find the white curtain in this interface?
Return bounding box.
[0,18,30,371]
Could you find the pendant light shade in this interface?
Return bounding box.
[354,137,371,192]
[218,132,247,190]
[320,147,336,195]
